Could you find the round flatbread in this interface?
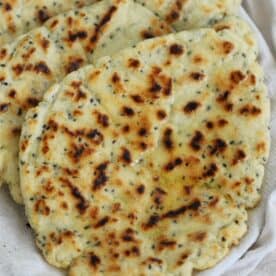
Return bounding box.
[0,0,241,44]
[20,17,270,274]
[0,0,171,203]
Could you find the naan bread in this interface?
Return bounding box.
[0,0,242,44]
[136,0,242,31]
[20,17,270,274]
[0,0,96,44]
[0,0,171,203]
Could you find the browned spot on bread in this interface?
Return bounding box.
[149,69,172,98]
[176,252,190,266]
[96,113,109,128]
[0,48,7,59]
[68,30,88,42]
[34,61,51,75]
[37,9,50,23]
[190,131,204,151]
[256,142,266,153]
[190,72,205,81]
[128,58,140,69]
[12,127,21,136]
[111,72,120,84]
[121,228,136,242]
[158,239,176,251]
[244,177,254,185]
[217,119,228,127]
[152,187,167,205]
[4,3,12,11]
[169,44,183,55]
[157,110,167,120]
[209,197,219,207]
[66,57,84,73]
[93,162,109,191]
[249,74,256,85]
[90,253,101,269]
[8,89,16,99]
[222,41,234,54]
[26,97,40,107]
[164,158,182,171]
[183,101,201,114]
[70,187,88,214]
[120,148,132,164]
[122,125,130,133]
[12,64,24,76]
[49,19,58,29]
[193,55,203,64]
[87,6,117,51]
[210,138,227,155]
[88,131,104,147]
[216,91,230,103]
[112,203,121,213]
[142,214,160,230]
[232,149,246,165]
[224,103,233,112]
[121,106,135,117]
[139,142,147,151]
[34,199,50,216]
[188,232,207,242]
[162,200,201,219]
[215,24,231,32]
[36,165,49,177]
[141,30,154,39]
[94,216,109,228]
[239,104,261,116]
[68,143,92,163]
[163,128,174,150]
[184,185,192,195]
[230,70,245,84]
[22,47,36,59]
[60,177,89,214]
[131,94,144,104]
[206,121,214,129]
[145,257,163,264]
[0,103,10,113]
[136,184,145,194]
[138,127,148,137]
[40,38,50,51]
[203,163,218,178]
[143,200,201,230]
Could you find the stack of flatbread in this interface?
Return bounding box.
[0,0,270,275]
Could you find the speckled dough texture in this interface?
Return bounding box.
[0,0,241,44]
[20,17,270,275]
[0,0,171,203]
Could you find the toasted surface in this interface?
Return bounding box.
[136,0,242,30]
[0,0,241,44]
[0,0,171,203]
[0,0,96,44]
[20,17,270,274]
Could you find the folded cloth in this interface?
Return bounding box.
[243,0,276,58]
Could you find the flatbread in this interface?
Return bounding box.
[19,16,270,274]
[0,0,96,44]
[136,0,242,31]
[0,0,242,44]
[0,0,171,203]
